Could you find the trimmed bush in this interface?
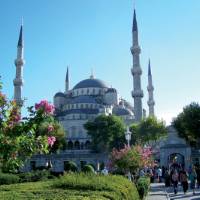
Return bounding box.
[82,165,95,173]
[0,173,140,199]
[64,161,78,172]
[19,170,54,182]
[0,173,20,185]
[136,177,150,199]
[53,173,140,200]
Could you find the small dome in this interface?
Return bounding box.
[112,106,133,116]
[73,78,108,89]
[106,88,117,93]
[54,92,65,98]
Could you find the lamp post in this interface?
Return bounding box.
[125,126,131,147]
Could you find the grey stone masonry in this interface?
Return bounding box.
[147,59,155,116]
[13,25,25,107]
[131,9,143,122]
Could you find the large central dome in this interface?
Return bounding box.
[73,78,108,89]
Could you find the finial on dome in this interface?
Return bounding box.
[90,68,95,79]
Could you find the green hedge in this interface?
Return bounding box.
[82,165,95,173]
[136,177,150,199]
[64,161,78,172]
[19,170,54,182]
[0,173,140,199]
[53,173,140,200]
[0,173,20,185]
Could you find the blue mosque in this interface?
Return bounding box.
[12,7,157,172]
[12,6,197,172]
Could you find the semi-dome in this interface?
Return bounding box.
[54,92,66,98]
[73,78,108,89]
[112,106,133,116]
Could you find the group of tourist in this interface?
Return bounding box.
[138,164,200,195]
[164,165,199,195]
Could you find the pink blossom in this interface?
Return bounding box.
[48,136,56,147]
[35,100,55,114]
[47,125,54,132]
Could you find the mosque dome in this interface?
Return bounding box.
[54,92,66,98]
[73,78,108,89]
[112,106,133,116]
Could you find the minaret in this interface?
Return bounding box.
[131,9,143,122]
[65,67,69,93]
[13,24,25,107]
[147,59,155,116]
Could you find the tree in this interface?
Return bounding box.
[173,102,200,147]
[109,145,153,174]
[0,81,66,172]
[84,115,126,152]
[130,117,167,145]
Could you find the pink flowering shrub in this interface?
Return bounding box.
[48,136,56,147]
[47,125,54,132]
[0,81,65,172]
[35,100,55,114]
[110,145,153,174]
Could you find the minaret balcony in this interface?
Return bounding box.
[131,67,142,75]
[15,58,24,66]
[130,45,141,54]
[132,90,143,98]
[13,78,24,86]
[147,86,154,91]
[147,100,155,106]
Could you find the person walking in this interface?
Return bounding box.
[189,166,197,195]
[180,169,188,194]
[172,170,179,194]
[196,166,200,188]
[164,170,171,187]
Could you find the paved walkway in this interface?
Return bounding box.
[147,183,168,200]
[147,183,200,200]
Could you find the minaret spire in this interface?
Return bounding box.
[65,67,69,93]
[147,59,155,116]
[13,23,25,107]
[131,8,143,122]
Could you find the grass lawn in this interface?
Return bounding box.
[0,173,140,200]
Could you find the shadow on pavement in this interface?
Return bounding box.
[169,192,200,200]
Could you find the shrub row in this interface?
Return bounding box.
[0,173,19,185]
[53,173,140,200]
[136,177,150,199]
[0,170,55,185]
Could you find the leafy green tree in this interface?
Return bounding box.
[84,115,126,152]
[173,102,200,147]
[130,117,167,145]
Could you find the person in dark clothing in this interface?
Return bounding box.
[180,170,188,194]
[172,170,179,194]
[164,170,171,187]
[196,166,200,188]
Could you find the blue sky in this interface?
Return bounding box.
[1,0,200,124]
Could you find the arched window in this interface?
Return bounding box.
[68,141,73,150]
[93,88,95,94]
[85,140,91,149]
[74,141,80,150]
[80,104,83,109]
[81,89,84,94]
[87,89,89,94]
